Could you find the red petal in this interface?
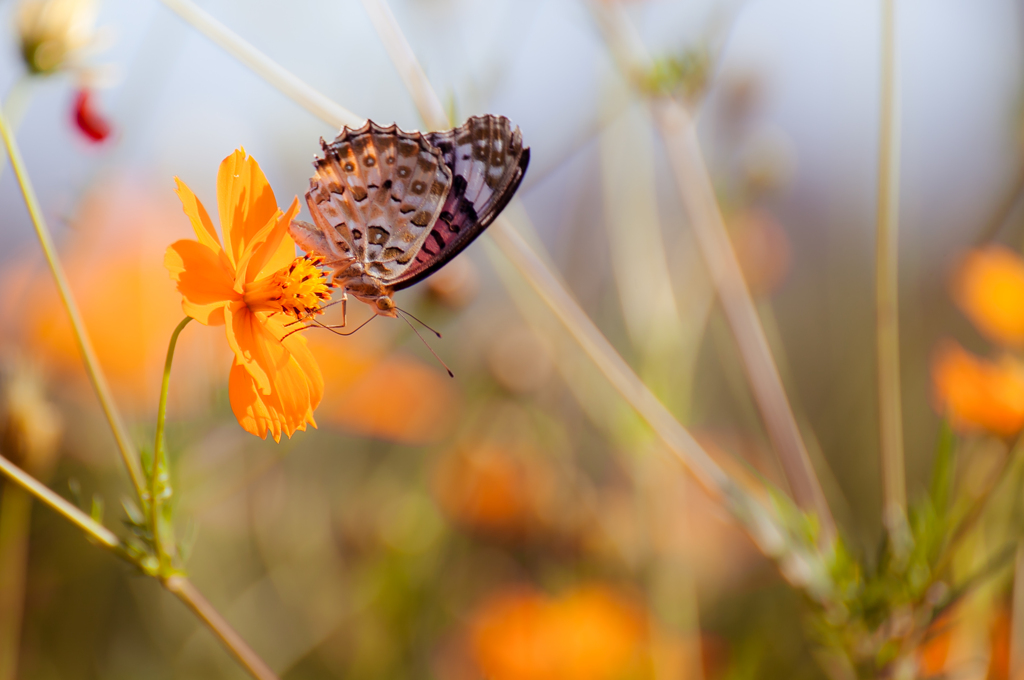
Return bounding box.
[73,89,113,143]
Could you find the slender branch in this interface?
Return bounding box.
[157,0,364,131]
[163,576,280,680]
[650,100,834,540]
[876,0,908,548]
[150,317,192,568]
[589,0,835,540]
[0,106,146,500]
[0,455,120,551]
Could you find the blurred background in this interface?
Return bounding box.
[1,0,1023,678]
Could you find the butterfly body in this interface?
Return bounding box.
[290,115,529,323]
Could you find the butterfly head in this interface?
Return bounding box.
[374,295,398,318]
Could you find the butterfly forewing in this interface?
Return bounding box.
[390,115,530,291]
[302,122,453,281]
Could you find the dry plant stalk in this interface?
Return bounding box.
[588,0,836,540]
[875,0,909,547]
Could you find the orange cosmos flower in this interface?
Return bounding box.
[164,149,332,441]
[931,341,1024,437]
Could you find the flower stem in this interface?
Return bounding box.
[0,105,146,501]
[150,316,192,569]
[0,455,121,551]
[876,0,908,550]
[162,576,280,680]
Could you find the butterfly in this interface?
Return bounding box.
[290,114,529,330]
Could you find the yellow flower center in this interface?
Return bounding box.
[243,254,333,318]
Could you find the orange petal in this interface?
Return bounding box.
[278,320,324,413]
[217,149,280,267]
[953,246,1024,347]
[228,352,316,442]
[932,340,1024,437]
[229,358,282,441]
[174,177,222,253]
[246,196,302,283]
[224,303,289,393]
[233,210,282,289]
[164,240,237,325]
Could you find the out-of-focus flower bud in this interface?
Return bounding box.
[952,246,1024,349]
[425,257,479,310]
[16,0,98,75]
[730,209,792,297]
[0,362,61,474]
[432,445,550,539]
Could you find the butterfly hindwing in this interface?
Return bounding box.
[390,115,530,291]
[301,122,453,282]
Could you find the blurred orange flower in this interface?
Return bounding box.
[165,149,331,441]
[916,614,954,677]
[953,246,1024,348]
[988,607,1011,680]
[932,246,1024,436]
[470,585,649,680]
[305,329,460,444]
[433,445,550,538]
[932,342,1024,437]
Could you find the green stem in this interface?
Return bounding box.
[150,317,192,569]
[0,102,146,501]
[0,455,121,551]
[876,0,908,552]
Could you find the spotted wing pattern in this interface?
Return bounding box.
[298,122,453,282]
[390,115,530,291]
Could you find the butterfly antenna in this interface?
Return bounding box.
[398,313,454,378]
[396,307,442,339]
